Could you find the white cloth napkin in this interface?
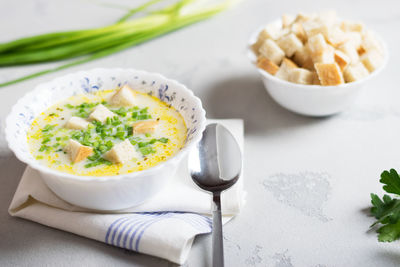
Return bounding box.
[8,119,245,265]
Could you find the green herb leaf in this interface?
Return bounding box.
[377,220,400,242]
[370,169,400,242]
[381,169,400,195]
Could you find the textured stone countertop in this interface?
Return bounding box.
[1,0,400,266]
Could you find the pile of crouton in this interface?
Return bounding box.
[252,11,384,86]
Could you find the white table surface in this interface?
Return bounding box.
[1,0,400,266]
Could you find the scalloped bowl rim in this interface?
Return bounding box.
[5,68,206,183]
[247,21,388,90]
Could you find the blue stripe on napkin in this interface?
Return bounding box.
[105,212,212,252]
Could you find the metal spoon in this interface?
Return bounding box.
[188,123,242,267]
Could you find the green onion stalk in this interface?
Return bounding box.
[0,0,237,87]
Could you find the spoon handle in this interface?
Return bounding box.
[212,192,224,267]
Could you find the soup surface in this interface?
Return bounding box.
[27,86,187,176]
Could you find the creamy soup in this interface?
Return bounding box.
[27,86,187,176]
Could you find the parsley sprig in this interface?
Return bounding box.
[370,169,400,242]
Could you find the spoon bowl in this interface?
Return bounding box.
[188,123,242,267]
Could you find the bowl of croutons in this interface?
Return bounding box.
[248,11,387,116]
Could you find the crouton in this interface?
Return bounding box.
[340,20,364,32]
[294,13,313,23]
[360,50,384,72]
[311,45,335,64]
[346,32,362,50]
[307,33,327,55]
[334,50,350,70]
[277,33,304,57]
[251,27,274,55]
[282,14,295,28]
[324,27,347,47]
[257,56,280,75]
[338,41,359,64]
[288,68,314,84]
[132,120,159,135]
[282,58,298,68]
[311,72,321,85]
[64,139,93,163]
[65,116,89,130]
[343,62,369,82]
[274,58,298,81]
[302,20,328,38]
[104,139,140,164]
[291,22,307,42]
[314,63,344,85]
[110,85,136,106]
[88,104,115,123]
[260,23,282,40]
[293,46,312,66]
[259,39,285,65]
[361,31,384,54]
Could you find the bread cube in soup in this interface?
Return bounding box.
[65,116,89,130]
[343,62,369,82]
[288,68,314,85]
[65,139,93,163]
[259,39,285,65]
[110,85,136,106]
[104,139,139,164]
[133,120,158,135]
[277,33,303,57]
[314,63,344,86]
[88,104,115,123]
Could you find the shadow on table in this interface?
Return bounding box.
[373,251,400,266]
[204,74,327,135]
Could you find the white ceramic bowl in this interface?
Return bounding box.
[248,22,388,117]
[5,68,206,210]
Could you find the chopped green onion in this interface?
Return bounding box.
[39,145,50,152]
[0,0,235,87]
[158,137,168,143]
[139,146,156,156]
[42,124,55,132]
[41,137,51,144]
[138,141,149,148]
